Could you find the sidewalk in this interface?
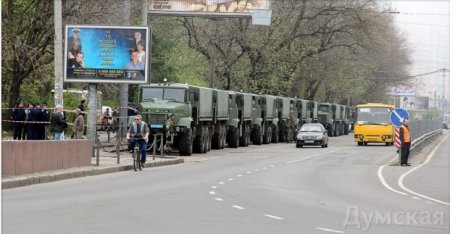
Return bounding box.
[2,149,184,190]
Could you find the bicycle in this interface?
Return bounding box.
[132,144,142,171]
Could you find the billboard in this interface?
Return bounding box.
[148,0,270,17]
[400,96,429,111]
[388,82,416,96]
[64,25,150,84]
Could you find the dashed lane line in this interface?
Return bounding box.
[264,214,284,220]
[232,205,245,210]
[316,227,345,233]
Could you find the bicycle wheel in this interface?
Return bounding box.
[137,147,142,171]
[133,147,139,171]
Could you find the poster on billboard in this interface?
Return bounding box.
[400,96,429,111]
[388,82,416,96]
[64,25,150,84]
[148,0,270,17]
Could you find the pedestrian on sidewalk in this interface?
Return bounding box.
[399,119,411,166]
[12,100,26,140]
[73,109,84,139]
[51,105,67,140]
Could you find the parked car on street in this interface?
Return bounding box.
[296,123,329,148]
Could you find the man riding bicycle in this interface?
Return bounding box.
[126,115,149,166]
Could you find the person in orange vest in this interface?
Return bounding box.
[399,119,411,166]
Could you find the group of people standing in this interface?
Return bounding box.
[11,100,50,140]
[10,99,86,141]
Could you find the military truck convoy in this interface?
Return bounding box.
[135,82,350,156]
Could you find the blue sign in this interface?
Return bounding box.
[150,124,164,129]
[390,108,410,127]
[64,25,150,84]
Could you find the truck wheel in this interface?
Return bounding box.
[271,125,279,143]
[327,125,333,137]
[220,124,226,149]
[229,126,239,148]
[206,126,212,152]
[193,126,206,153]
[344,124,349,135]
[245,125,251,146]
[253,128,262,145]
[212,125,220,149]
[357,142,363,146]
[179,128,193,156]
[239,124,247,147]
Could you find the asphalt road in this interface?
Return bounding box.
[2,132,449,234]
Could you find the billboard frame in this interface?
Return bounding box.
[64,25,151,84]
[147,0,271,18]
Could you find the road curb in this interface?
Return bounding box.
[2,158,184,190]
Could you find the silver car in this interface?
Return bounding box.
[296,123,329,148]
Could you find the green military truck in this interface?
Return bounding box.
[317,103,347,137]
[250,95,277,145]
[274,97,292,143]
[136,83,227,156]
[298,99,318,125]
[227,91,252,148]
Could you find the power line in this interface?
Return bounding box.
[369,68,448,80]
[397,12,450,16]
[396,21,450,28]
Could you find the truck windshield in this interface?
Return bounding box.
[142,88,186,102]
[356,107,391,125]
[318,105,330,112]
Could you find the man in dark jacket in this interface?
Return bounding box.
[12,101,26,140]
[51,104,67,140]
[26,103,38,140]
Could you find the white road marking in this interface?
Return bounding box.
[246,171,252,174]
[215,198,223,201]
[218,181,225,185]
[316,227,345,233]
[211,186,217,189]
[232,205,245,210]
[209,191,215,195]
[264,214,284,220]
[377,157,409,196]
[398,134,450,206]
[237,174,243,177]
[270,165,275,168]
[425,201,436,205]
[254,169,260,172]
[228,178,234,181]
[412,196,421,200]
[263,167,268,170]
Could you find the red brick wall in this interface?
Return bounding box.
[2,140,92,177]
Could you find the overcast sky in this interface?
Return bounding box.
[389,0,449,102]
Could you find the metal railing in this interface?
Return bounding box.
[409,119,442,140]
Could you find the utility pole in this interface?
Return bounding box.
[118,0,131,162]
[54,0,63,105]
[443,68,446,114]
[209,19,218,88]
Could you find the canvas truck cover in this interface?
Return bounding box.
[197,87,213,119]
[216,89,229,120]
[242,93,252,119]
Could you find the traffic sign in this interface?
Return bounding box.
[390,108,410,127]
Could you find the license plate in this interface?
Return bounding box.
[305,140,314,143]
[150,124,163,128]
